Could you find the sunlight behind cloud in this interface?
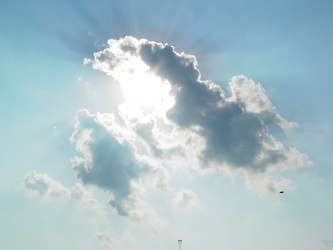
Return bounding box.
[84,36,312,188]
[85,36,175,115]
[117,57,174,114]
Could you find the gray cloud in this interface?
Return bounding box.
[70,109,152,216]
[138,40,308,172]
[323,238,333,248]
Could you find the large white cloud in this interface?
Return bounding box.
[68,36,314,229]
[83,36,311,175]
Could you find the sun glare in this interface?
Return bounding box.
[116,57,174,114]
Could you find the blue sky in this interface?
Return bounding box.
[1,1,333,250]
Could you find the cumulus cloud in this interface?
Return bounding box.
[83,36,311,174]
[68,36,313,230]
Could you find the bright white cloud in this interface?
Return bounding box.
[228,75,299,131]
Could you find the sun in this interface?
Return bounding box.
[116,56,174,114]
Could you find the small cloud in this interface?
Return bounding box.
[124,195,168,230]
[52,126,61,137]
[244,171,295,194]
[173,188,200,209]
[83,58,92,65]
[96,232,114,249]
[21,170,70,199]
[323,238,333,248]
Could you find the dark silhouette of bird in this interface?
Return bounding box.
[279,191,284,193]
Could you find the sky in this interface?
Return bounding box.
[1,0,333,249]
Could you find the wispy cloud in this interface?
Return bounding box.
[22,170,101,208]
[96,232,114,249]
[22,170,71,199]
[323,238,333,248]
[173,188,200,209]
[21,170,113,249]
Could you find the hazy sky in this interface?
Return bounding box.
[1,1,333,250]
